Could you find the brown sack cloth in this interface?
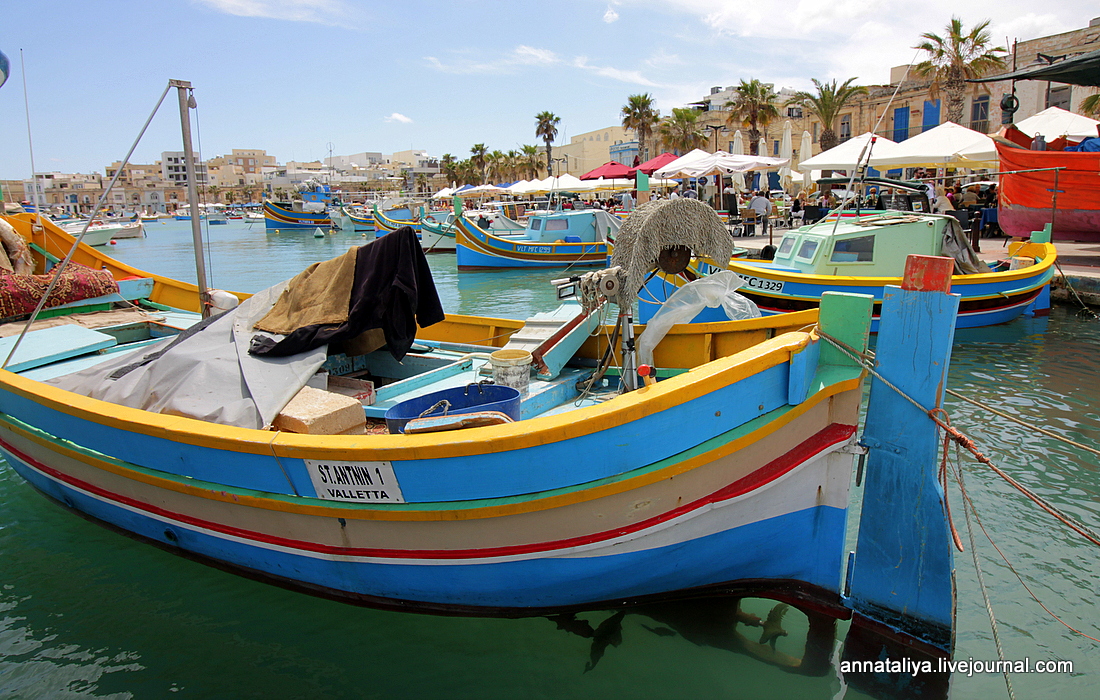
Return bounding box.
[253,246,359,334]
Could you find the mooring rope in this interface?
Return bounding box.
[945,388,1100,458]
[817,329,1100,549]
[817,327,1100,667]
[954,446,1017,700]
[1053,259,1100,320]
[950,448,1100,645]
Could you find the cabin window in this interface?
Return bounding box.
[796,238,820,260]
[530,218,542,230]
[545,218,569,231]
[777,237,796,257]
[830,235,875,262]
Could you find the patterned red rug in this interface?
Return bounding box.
[0,263,119,321]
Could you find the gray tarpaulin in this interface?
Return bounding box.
[50,282,327,429]
[941,218,992,275]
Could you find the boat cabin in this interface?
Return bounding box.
[523,210,618,244]
[772,213,951,277]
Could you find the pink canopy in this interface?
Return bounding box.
[580,161,633,180]
[629,152,680,176]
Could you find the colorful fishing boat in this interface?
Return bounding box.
[371,203,420,236]
[455,208,618,270]
[418,209,525,253]
[718,211,1055,330]
[330,205,375,233]
[263,180,335,230]
[0,203,960,656]
[996,141,1100,243]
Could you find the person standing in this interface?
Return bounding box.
[749,191,770,237]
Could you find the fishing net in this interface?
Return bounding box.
[609,198,733,309]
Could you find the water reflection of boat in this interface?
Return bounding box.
[547,594,949,699]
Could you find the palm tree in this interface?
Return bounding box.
[504,150,521,181]
[1080,93,1100,118]
[724,79,780,155]
[786,78,868,151]
[415,173,428,194]
[485,150,506,182]
[657,108,706,154]
[535,111,561,174]
[521,144,543,179]
[913,17,1007,125]
[440,153,458,184]
[455,159,479,186]
[470,144,488,183]
[205,184,221,203]
[622,93,661,163]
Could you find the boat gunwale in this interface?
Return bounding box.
[0,330,821,461]
[0,380,859,521]
[727,241,1057,287]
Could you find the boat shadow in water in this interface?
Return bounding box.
[548,593,950,700]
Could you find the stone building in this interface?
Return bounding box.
[686,16,1100,171]
[555,125,636,175]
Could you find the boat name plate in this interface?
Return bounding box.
[741,276,785,293]
[517,245,553,254]
[305,460,406,503]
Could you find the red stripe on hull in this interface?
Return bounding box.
[0,422,853,560]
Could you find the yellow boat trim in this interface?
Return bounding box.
[4,373,859,522]
[726,242,1057,287]
[0,332,813,460]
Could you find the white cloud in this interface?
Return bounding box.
[603,5,620,23]
[193,0,359,25]
[573,57,662,87]
[644,49,687,69]
[385,113,413,124]
[425,46,561,74]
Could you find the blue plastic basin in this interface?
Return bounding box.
[384,384,521,434]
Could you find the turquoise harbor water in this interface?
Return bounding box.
[1,220,1098,699]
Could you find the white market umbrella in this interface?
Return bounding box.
[731,130,745,191]
[1015,106,1100,142]
[651,148,714,178]
[457,183,508,198]
[779,121,794,191]
[756,137,768,190]
[547,173,589,192]
[799,132,900,172]
[799,130,814,191]
[432,187,454,199]
[868,122,998,169]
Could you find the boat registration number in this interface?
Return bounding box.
[305,460,406,503]
[517,245,552,254]
[741,276,785,293]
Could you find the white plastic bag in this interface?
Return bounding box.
[637,271,760,367]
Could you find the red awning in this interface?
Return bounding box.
[629,152,679,176]
[579,161,633,180]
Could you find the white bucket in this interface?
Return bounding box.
[490,349,533,394]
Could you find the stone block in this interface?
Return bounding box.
[274,385,367,435]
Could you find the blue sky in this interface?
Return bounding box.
[0,0,1093,179]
